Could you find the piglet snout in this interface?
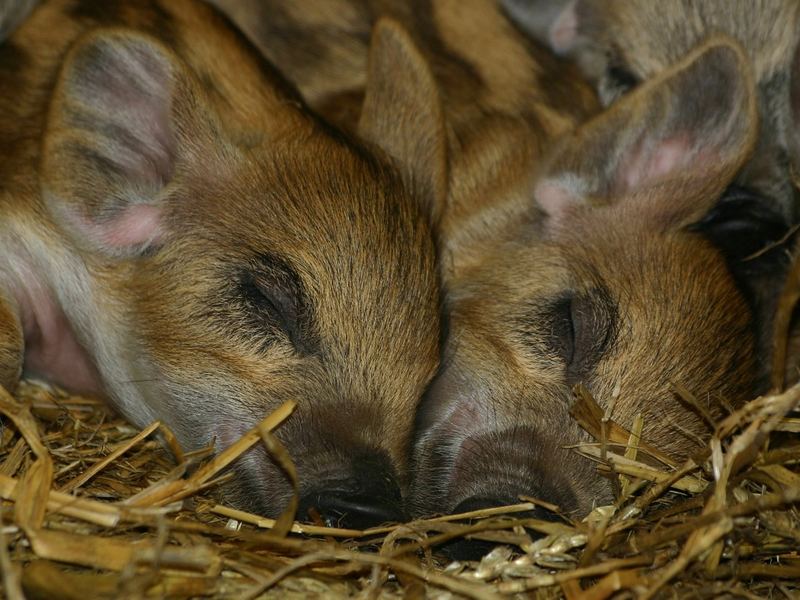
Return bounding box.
[302,491,403,530]
[299,453,405,529]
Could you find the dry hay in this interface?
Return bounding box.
[2,269,800,599]
[0,376,796,600]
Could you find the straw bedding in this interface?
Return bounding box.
[2,277,800,599]
[1,382,797,598]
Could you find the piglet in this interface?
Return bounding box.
[0,0,445,527]
[411,37,762,526]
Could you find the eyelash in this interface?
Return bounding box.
[519,289,617,385]
[244,278,294,331]
[236,255,320,356]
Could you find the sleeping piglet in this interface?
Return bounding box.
[411,37,765,525]
[0,0,445,527]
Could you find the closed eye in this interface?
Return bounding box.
[521,287,617,386]
[568,291,617,385]
[545,296,575,367]
[241,273,297,340]
[237,253,317,354]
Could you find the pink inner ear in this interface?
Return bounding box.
[549,1,578,53]
[621,136,691,191]
[77,204,164,250]
[97,204,164,249]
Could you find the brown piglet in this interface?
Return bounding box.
[194,2,784,532]
[0,0,445,527]
[411,37,763,525]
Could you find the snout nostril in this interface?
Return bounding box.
[299,451,405,530]
[300,491,405,530]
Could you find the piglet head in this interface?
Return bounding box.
[411,37,765,524]
[41,19,445,524]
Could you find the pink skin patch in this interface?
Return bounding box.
[622,137,690,191]
[549,0,578,54]
[14,273,104,397]
[534,177,591,235]
[535,179,580,222]
[56,201,165,253]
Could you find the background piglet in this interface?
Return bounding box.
[412,37,763,529]
[1,0,444,527]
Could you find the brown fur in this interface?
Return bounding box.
[205,0,599,275]
[358,20,449,221]
[0,0,444,518]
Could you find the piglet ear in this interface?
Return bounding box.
[358,18,448,224]
[42,30,191,257]
[534,36,757,230]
